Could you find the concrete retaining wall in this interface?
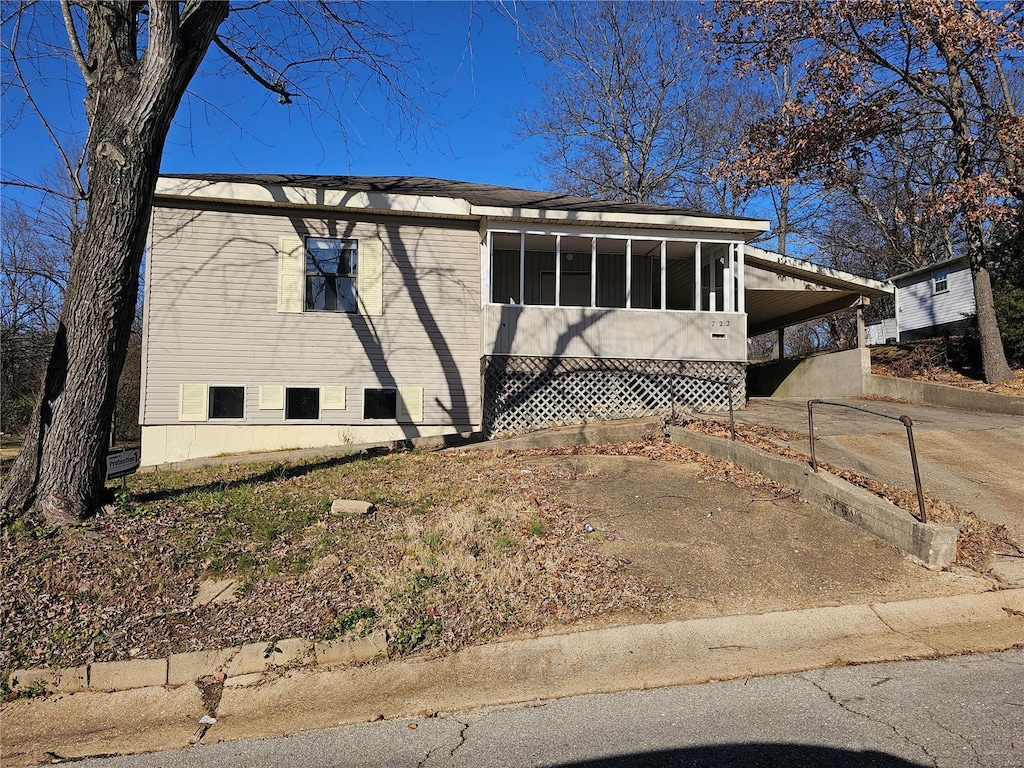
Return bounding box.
[667,425,958,570]
[864,374,1024,416]
[464,416,664,453]
[748,348,869,398]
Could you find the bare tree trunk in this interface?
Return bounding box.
[937,35,1014,384]
[967,236,1014,384]
[0,2,227,524]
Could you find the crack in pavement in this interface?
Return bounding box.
[800,675,940,767]
[415,718,471,767]
[449,719,470,758]
[921,708,983,767]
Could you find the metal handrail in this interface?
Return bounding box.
[806,399,927,523]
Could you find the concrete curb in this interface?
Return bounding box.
[142,432,485,473]
[3,591,1022,765]
[864,374,1024,416]
[8,631,386,697]
[453,416,664,453]
[666,425,959,570]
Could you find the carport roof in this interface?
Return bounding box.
[744,247,892,336]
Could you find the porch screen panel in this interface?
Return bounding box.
[559,235,593,307]
[631,239,662,309]
[702,243,728,313]
[524,234,557,306]
[595,238,627,308]
[490,232,522,304]
[665,241,696,310]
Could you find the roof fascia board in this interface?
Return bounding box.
[745,245,892,296]
[486,222,753,243]
[888,255,969,282]
[474,204,770,239]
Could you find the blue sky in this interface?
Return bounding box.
[2,1,552,206]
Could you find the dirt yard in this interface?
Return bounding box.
[519,445,989,623]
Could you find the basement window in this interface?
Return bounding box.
[209,386,244,419]
[285,387,320,420]
[363,388,398,420]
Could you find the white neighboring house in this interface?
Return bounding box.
[866,257,976,343]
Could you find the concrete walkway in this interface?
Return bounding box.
[729,398,1024,544]
[3,590,1022,767]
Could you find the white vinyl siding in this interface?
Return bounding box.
[144,206,481,429]
[896,261,975,336]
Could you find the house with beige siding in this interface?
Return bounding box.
[140,175,888,466]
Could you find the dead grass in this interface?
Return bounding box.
[871,341,1024,396]
[1,449,659,684]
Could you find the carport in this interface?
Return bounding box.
[742,247,892,398]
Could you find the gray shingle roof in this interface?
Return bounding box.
[160,173,763,222]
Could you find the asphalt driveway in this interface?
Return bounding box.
[732,398,1024,544]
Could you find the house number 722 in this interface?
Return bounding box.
[710,320,731,328]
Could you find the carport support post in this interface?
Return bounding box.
[777,328,785,360]
[856,299,866,348]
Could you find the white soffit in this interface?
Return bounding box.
[154,178,473,217]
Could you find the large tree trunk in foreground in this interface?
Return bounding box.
[0,2,227,524]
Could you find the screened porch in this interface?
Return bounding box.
[482,230,748,363]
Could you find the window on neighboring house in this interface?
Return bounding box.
[285,387,320,420]
[933,270,948,294]
[209,386,244,419]
[306,237,357,312]
[363,388,397,419]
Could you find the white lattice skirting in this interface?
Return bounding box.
[483,356,746,437]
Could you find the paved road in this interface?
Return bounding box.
[77,650,1023,767]
[734,398,1024,544]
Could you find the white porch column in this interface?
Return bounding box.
[482,229,491,306]
[723,245,734,312]
[736,242,745,313]
[625,238,632,309]
[590,237,597,307]
[518,233,525,306]
[660,240,667,310]
[555,234,562,307]
[694,242,702,311]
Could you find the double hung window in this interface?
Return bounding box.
[306,238,358,312]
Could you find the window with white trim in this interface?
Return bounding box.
[933,270,948,294]
[209,386,244,419]
[277,235,383,316]
[306,238,357,312]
